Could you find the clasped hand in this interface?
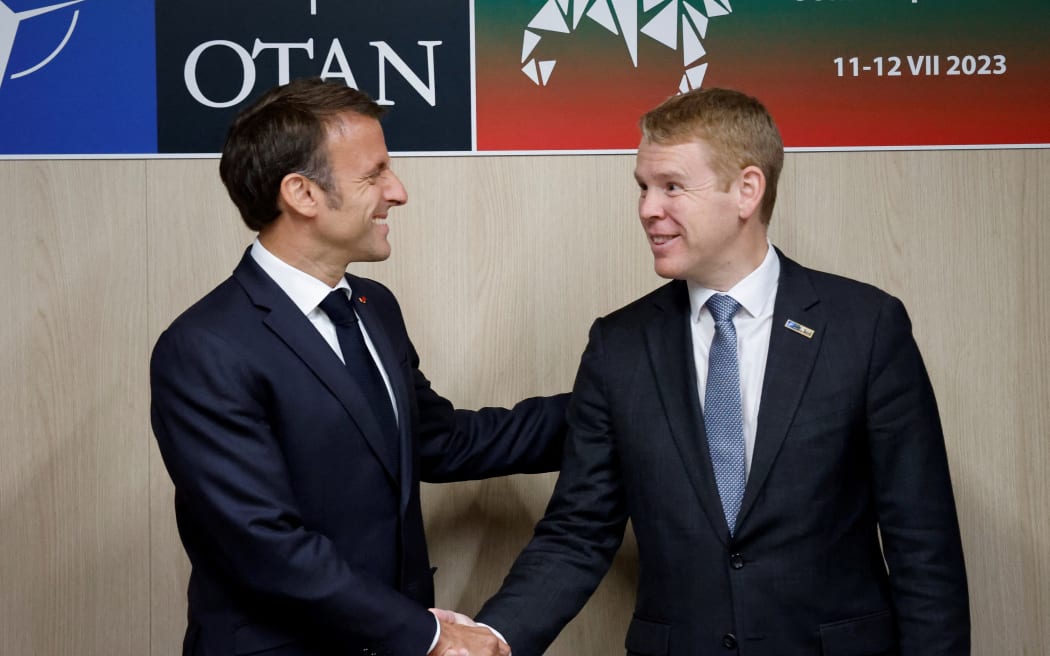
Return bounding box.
[428,608,510,656]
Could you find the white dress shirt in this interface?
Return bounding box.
[687,242,780,478]
[249,241,400,423]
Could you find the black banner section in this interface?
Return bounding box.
[155,0,471,153]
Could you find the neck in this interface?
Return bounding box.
[259,227,348,288]
[704,237,768,292]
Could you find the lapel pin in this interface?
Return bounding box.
[785,319,815,339]
[357,296,367,304]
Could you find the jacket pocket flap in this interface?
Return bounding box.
[819,610,895,656]
[625,616,670,656]
[233,622,297,654]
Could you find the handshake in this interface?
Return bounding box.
[428,608,510,656]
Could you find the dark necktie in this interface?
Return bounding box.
[704,294,746,536]
[318,290,399,466]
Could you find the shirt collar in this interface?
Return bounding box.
[250,239,350,316]
[687,242,780,322]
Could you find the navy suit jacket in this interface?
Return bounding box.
[477,251,969,656]
[151,252,567,655]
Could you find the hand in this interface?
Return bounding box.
[429,608,479,627]
[428,610,510,656]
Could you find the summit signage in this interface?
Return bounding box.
[0,0,1047,157]
[154,0,472,153]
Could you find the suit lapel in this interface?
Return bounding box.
[738,253,824,528]
[644,281,733,544]
[232,253,400,484]
[349,282,414,510]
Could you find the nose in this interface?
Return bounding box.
[386,170,408,206]
[638,190,663,222]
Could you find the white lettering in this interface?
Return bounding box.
[184,40,256,108]
[252,38,315,85]
[369,40,442,106]
[320,38,358,88]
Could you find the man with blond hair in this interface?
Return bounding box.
[472,88,969,655]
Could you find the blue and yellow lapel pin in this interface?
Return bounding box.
[785,319,815,339]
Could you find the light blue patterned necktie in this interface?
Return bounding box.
[704,294,746,536]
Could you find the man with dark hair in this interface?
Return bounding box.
[150,78,567,656]
[471,88,970,655]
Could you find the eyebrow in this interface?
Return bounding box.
[635,168,688,185]
[361,160,390,179]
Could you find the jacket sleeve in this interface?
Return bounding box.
[865,295,970,655]
[353,274,570,483]
[475,320,628,656]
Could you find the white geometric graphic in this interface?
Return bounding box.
[640,1,677,50]
[681,14,704,66]
[528,0,570,34]
[586,0,619,35]
[685,61,707,88]
[683,1,708,38]
[522,58,540,84]
[572,0,588,29]
[538,59,556,85]
[522,58,558,87]
[703,0,730,18]
[522,30,541,62]
[611,0,638,66]
[0,0,85,89]
[518,0,734,94]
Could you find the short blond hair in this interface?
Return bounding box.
[640,88,784,223]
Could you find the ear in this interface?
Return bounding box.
[736,165,766,221]
[278,172,321,218]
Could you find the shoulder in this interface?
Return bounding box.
[163,276,252,337]
[344,273,412,340]
[152,275,260,368]
[345,273,398,305]
[601,280,685,326]
[781,253,905,320]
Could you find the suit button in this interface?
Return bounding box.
[722,633,738,649]
[729,553,745,569]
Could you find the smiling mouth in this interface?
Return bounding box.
[649,234,678,246]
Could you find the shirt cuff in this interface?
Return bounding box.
[428,615,440,654]
[477,622,507,645]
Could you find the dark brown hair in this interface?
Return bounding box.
[219,78,386,231]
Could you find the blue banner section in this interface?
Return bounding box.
[0,0,157,155]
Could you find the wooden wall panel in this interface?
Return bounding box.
[145,159,254,653]
[774,150,1050,654]
[0,161,150,654]
[1,147,1047,656]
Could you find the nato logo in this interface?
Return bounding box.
[0,0,85,89]
[0,0,156,156]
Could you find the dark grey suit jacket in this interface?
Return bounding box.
[477,251,968,656]
[151,251,567,655]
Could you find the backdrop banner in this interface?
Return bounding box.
[1,0,1047,157]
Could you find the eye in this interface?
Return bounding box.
[637,183,648,196]
[666,182,683,194]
